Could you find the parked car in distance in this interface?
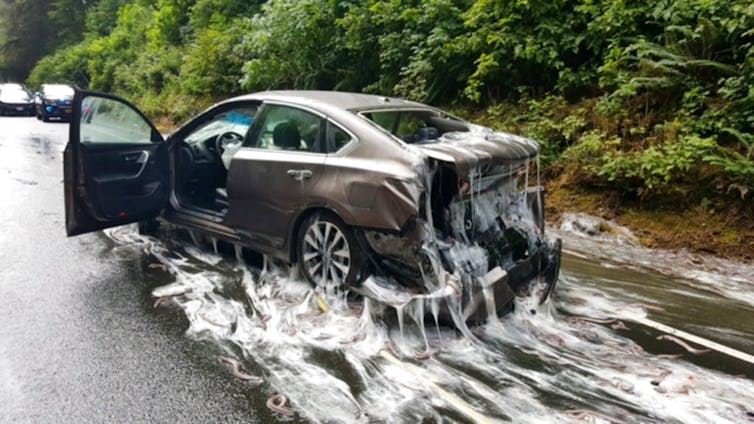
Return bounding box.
[0,86,35,116]
[64,89,561,323]
[34,84,74,121]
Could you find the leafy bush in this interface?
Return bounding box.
[9,0,754,200]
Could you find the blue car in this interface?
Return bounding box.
[34,84,74,122]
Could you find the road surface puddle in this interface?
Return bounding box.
[103,225,754,423]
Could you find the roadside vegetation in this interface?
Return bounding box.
[1,0,752,258]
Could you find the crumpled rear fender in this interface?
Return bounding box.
[313,152,426,233]
[333,175,423,232]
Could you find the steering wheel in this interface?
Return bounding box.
[215,131,244,156]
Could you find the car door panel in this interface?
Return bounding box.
[80,142,168,220]
[65,90,168,236]
[224,149,325,248]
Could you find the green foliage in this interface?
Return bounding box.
[596,135,717,191]
[239,0,344,91]
[337,0,469,102]
[48,0,90,47]
[85,0,132,36]
[5,0,753,201]
[0,0,52,79]
[487,95,588,164]
[26,42,93,88]
[180,22,249,95]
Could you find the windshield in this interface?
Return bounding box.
[43,85,74,99]
[185,109,257,144]
[360,108,469,144]
[1,83,25,91]
[0,89,31,102]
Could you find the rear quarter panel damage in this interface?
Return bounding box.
[317,155,423,232]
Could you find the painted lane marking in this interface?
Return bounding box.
[629,316,754,365]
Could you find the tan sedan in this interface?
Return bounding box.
[64,90,561,321]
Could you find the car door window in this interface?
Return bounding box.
[248,105,325,153]
[81,96,156,144]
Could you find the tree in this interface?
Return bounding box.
[0,0,52,80]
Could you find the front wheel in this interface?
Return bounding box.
[297,212,367,290]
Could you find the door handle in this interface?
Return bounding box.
[286,169,312,181]
[123,151,148,163]
[123,151,150,178]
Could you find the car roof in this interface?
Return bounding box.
[228,90,428,112]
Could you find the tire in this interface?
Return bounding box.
[42,113,49,122]
[297,212,367,289]
[138,219,160,235]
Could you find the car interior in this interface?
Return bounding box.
[175,106,258,215]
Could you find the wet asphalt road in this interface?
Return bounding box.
[0,116,257,423]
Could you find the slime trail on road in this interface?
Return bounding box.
[105,225,754,423]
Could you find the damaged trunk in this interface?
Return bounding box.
[359,128,561,325]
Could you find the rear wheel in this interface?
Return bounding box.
[297,212,366,289]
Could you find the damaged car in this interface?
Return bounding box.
[64,90,561,323]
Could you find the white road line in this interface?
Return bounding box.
[629,316,754,365]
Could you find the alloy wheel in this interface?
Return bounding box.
[302,220,351,288]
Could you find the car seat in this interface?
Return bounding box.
[273,121,301,150]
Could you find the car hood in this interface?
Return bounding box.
[412,127,540,175]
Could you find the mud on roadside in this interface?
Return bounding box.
[546,185,754,263]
